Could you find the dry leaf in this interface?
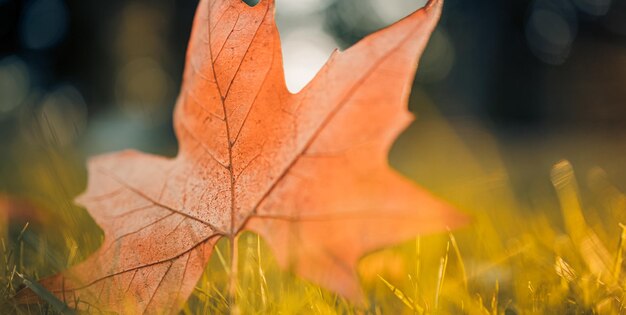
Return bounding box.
[16,0,467,312]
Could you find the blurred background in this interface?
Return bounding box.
[2,1,626,312]
[1,0,626,246]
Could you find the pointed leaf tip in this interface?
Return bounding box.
[240,0,274,8]
[425,0,444,12]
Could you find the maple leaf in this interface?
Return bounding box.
[16,0,467,312]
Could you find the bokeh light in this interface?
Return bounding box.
[526,6,577,65]
[21,85,87,147]
[367,0,428,24]
[0,56,30,117]
[277,0,333,15]
[280,27,338,93]
[115,57,173,117]
[415,30,455,83]
[20,0,68,50]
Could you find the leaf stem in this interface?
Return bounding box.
[229,235,240,315]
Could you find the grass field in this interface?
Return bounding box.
[1,92,625,314]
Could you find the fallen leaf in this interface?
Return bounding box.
[16,0,467,312]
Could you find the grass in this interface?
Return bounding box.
[1,105,625,314]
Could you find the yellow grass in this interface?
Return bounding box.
[1,94,625,314]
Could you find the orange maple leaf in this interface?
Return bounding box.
[17,0,467,312]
